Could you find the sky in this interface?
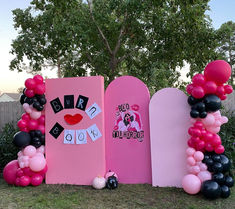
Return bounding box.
[0,0,235,93]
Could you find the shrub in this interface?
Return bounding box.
[0,122,19,173]
[220,112,235,170]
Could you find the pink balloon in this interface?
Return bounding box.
[182,174,201,194]
[204,81,217,94]
[216,85,225,96]
[186,147,196,156]
[25,78,36,90]
[215,145,225,154]
[205,142,214,152]
[19,176,31,187]
[28,120,39,130]
[192,74,205,86]
[224,84,233,94]
[186,84,194,94]
[199,162,207,171]
[3,160,19,184]
[195,140,205,151]
[17,119,27,129]
[34,84,45,95]
[17,151,23,157]
[25,89,35,98]
[16,168,24,178]
[23,103,30,111]
[33,75,44,84]
[37,124,45,134]
[193,121,204,129]
[37,145,45,154]
[187,156,196,166]
[202,114,215,126]
[192,86,205,99]
[38,115,45,125]
[207,126,220,134]
[23,145,37,157]
[15,177,20,186]
[29,156,46,172]
[31,174,43,186]
[22,167,35,177]
[221,116,228,124]
[191,165,200,175]
[22,156,29,162]
[197,171,212,182]
[37,164,48,175]
[194,151,204,162]
[21,113,31,121]
[30,110,41,120]
[204,60,231,85]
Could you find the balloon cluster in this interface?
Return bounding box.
[92,171,118,190]
[3,75,47,187]
[182,60,234,199]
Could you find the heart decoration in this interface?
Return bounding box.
[64,113,83,125]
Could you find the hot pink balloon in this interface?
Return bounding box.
[182,174,201,194]
[25,78,36,90]
[197,171,212,182]
[186,147,196,156]
[204,81,217,94]
[28,120,39,130]
[215,145,225,154]
[3,160,19,184]
[204,60,231,85]
[33,75,44,84]
[191,86,205,99]
[23,145,37,157]
[15,177,20,186]
[37,124,45,134]
[29,156,46,172]
[22,113,31,121]
[24,89,35,98]
[19,176,31,187]
[194,151,204,162]
[38,115,45,125]
[31,174,43,186]
[192,74,205,86]
[224,84,233,94]
[22,167,35,177]
[17,119,27,129]
[186,84,194,94]
[16,168,24,178]
[34,84,45,95]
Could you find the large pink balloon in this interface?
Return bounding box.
[3,160,19,184]
[23,145,37,157]
[197,171,212,182]
[29,156,46,172]
[204,60,231,85]
[182,174,201,194]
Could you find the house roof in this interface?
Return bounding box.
[0,93,21,100]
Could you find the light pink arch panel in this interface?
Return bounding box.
[149,88,190,187]
[105,76,152,184]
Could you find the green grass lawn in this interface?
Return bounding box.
[0,178,234,209]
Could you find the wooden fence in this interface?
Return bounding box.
[0,101,24,131]
[222,91,235,114]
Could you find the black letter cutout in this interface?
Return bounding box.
[76,95,89,111]
[64,95,74,109]
[50,97,63,114]
[49,122,64,139]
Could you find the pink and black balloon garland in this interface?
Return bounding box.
[3,75,47,187]
[182,60,234,199]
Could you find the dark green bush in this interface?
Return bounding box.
[220,112,235,170]
[0,122,19,173]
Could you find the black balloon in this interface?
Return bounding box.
[24,97,34,105]
[203,95,221,112]
[106,176,118,190]
[33,101,41,110]
[37,105,44,111]
[20,94,26,105]
[212,173,225,185]
[211,154,221,162]
[212,162,223,173]
[35,130,42,137]
[13,131,31,148]
[188,96,201,106]
[193,102,205,112]
[40,135,45,145]
[39,97,47,105]
[31,137,42,148]
[224,176,234,187]
[220,155,230,172]
[29,130,36,138]
[220,185,230,198]
[199,111,207,118]
[190,109,199,118]
[201,180,221,199]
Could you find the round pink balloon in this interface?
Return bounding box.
[34,84,45,95]
[204,60,231,85]
[30,110,41,120]
[25,89,35,98]
[204,81,217,94]
[38,115,45,125]
[21,113,31,121]
[25,78,36,90]
[37,124,45,134]
[33,75,44,84]
[23,145,37,157]
[28,120,39,130]
[22,167,35,177]
[31,174,43,186]
[192,86,205,99]
[182,174,201,194]
[17,119,27,129]
[192,74,205,86]
[194,151,204,162]
[202,114,215,126]
[19,176,31,187]
[199,162,207,171]
[187,156,196,166]
[191,165,201,175]
[37,145,45,154]
[186,147,196,156]
[29,156,46,172]
[3,160,19,185]
[197,171,212,182]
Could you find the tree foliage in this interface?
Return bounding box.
[216,21,235,87]
[10,0,218,90]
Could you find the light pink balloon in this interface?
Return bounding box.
[194,151,204,162]
[187,156,196,166]
[22,156,29,162]
[214,120,222,127]
[203,114,215,126]
[191,165,200,175]
[23,145,37,157]
[182,174,201,194]
[30,110,41,120]
[19,162,25,168]
[35,153,44,158]
[207,126,220,134]
[29,156,46,172]
[37,145,45,154]
[186,147,196,156]
[221,116,228,123]
[17,151,23,157]
[23,103,30,113]
[198,162,207,171]
[197,171,212,182]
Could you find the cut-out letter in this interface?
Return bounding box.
[76,95,89,111]
[49,122,64,139]
[85,103,102,119]
[87,124,102,141]
[50,97,63,114]
[64,95,74,109]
